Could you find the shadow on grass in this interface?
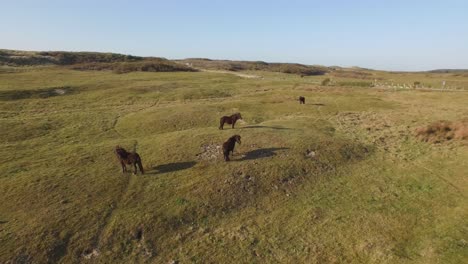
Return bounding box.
[149,161,197,174]
[310,103,325,106]
[241,125,292,130]
[238,147,289,161]
[0,86,77,101]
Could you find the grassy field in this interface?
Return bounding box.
[0,66,467,263]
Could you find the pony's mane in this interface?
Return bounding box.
[115,146,129,158]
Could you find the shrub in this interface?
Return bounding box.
[321,78,331,86]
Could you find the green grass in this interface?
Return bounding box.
[0,66,467,263]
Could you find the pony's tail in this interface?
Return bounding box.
[132,140,138,153]
[137,157,144,174]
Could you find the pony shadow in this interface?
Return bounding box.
[242,125,292,130]
[150,161,196,174]
[310,103,325,106]
[238,147,289,161]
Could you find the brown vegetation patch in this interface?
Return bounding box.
[415,119,468,143]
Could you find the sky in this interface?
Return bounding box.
[1,0,467,71]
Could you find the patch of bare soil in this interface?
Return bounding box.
[196,143,222,161]
[335,112,413,158]
[415,119,468,143]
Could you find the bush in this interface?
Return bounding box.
[321,78,331,86]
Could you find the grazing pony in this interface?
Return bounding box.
[219,113,242,130]
[299,96,305,104]
[222,135,241,161]
[114,146,144,174]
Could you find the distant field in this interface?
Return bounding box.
[0,64,467,263]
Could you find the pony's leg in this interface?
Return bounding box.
[137,159,144,174]
[121,161,126,173]
[219,120,224,130]
[133,163,138,175]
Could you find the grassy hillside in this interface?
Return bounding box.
[0,66,467,263]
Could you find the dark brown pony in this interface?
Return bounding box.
[114,146,144,174]
[299,96,305,104]
[222,135,241,161]
[219,113,242,130]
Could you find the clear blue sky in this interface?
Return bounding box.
[1,0,467,71]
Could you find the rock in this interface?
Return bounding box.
[305,149,316,157]
[82,249,99,259]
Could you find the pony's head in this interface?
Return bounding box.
[235,113,242,120]
[115,145,123,151]
[115,145,128,156]
[232,134,241,145]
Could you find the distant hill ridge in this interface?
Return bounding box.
[1,49,467,74]
[0,49,143,65]
[0,49,328,75]
[427,69,468,73]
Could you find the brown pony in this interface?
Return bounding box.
[219,113,242,130]
[222,135,241,161]
[114,146,144,174]
[299,96,305,104]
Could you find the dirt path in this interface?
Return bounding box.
[82,173,136,260]
[111,100,160,138]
